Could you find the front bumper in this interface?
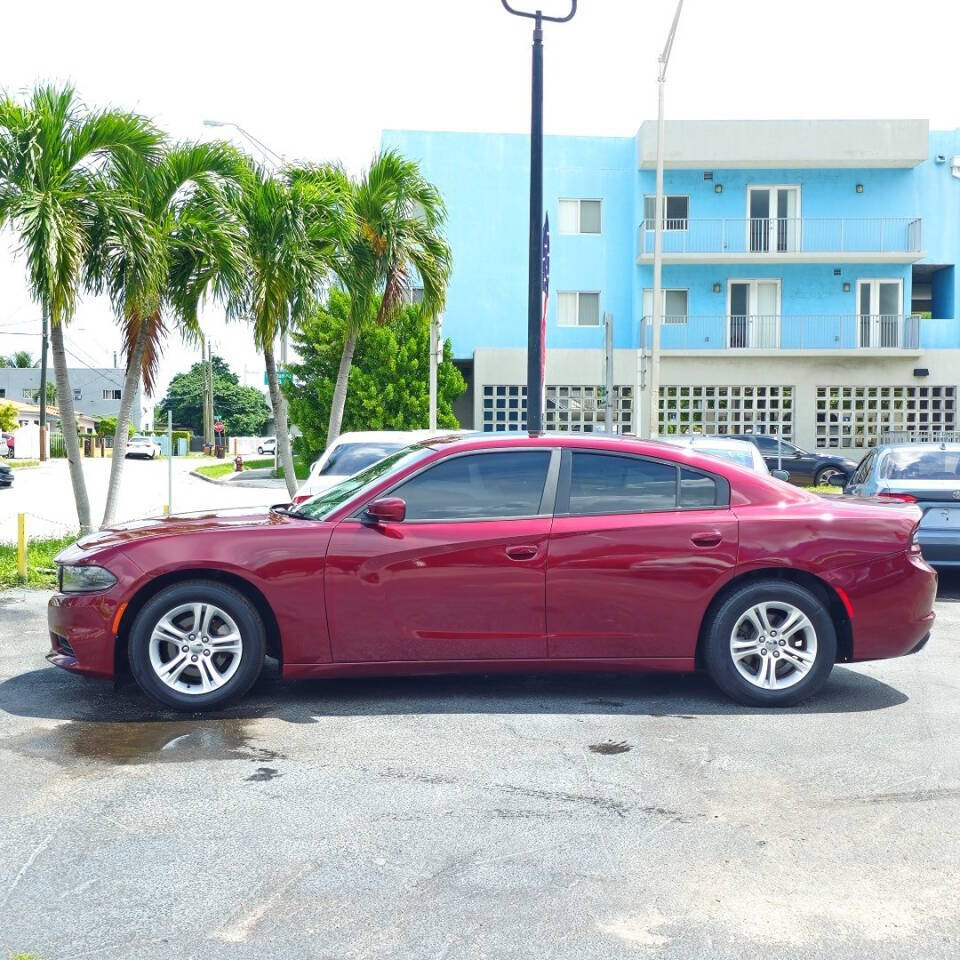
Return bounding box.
[47,589,126,678]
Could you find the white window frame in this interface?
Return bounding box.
[855,278,903,348]
[557,291,602,328]
[558,198,603,235]
[642,288,689,324]
[746,184,802,253]
[643,195,689,232]
[726,279,782,348]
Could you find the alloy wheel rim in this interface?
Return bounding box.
[817,467,842,484]
[730,601,817,691]
[147,602,243,695]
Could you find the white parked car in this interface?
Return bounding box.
[257,437,277,455]
[292,430,461,505]
[661,434,791,481]
[125,434,162,460]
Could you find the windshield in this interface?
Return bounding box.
[879,447,960,480]
[694,445,757,469]
[319,441,406,476]
[292,446,431,519]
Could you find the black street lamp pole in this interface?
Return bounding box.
[501,1,577,433]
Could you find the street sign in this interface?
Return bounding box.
[214,420,224,434]
[264,370,292,386]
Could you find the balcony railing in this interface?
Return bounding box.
[642,315,929,350]
[638,217,923,257]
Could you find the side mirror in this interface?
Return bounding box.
[828,475,848,489]
[771,469,790,482]
[365,496,406,523]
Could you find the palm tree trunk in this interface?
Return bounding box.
[264,344,298,498]
[100,315,150,528]
[50,322,93,535]
[326,324,357,448]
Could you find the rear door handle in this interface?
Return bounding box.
[506,544,539,561]
[690,531,723,548]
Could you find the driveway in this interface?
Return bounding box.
[0,457,283,542]
[0,576,958,960]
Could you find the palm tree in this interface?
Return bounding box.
[326,149,451,447]
[5,350,35,367]
[93,141,244,528]
[0,85,160,533]
[225,162,349,497]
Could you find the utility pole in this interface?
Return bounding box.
[603,312,615,433]
[647,0,685,439]
[501,0,577,434]
[429,313,443,430]
[38,302,49,461]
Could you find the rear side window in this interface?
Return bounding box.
[566,452,726,516]
[568,453,677,514]
[396,451,551,520]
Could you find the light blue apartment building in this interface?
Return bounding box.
[383,120,960,453]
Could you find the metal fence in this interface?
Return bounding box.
[880,431,960,445]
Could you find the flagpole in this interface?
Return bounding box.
[501,1,577,434]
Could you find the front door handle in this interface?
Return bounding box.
[506,544,539,561]
[690,531,723,548]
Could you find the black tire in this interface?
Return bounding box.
[703,579,837,707]
[128,579,266,711]
[815,466,846,487]
[257,446,264,455]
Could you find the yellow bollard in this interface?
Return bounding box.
[17,513,27,582]
[162,504,170,516]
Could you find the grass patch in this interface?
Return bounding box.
[0,534,76,589]
[809,484,842,495]
[195,462,236,479]
[194,457,309,481]
[8,459,40,469]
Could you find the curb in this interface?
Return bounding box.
[189,468,286,490]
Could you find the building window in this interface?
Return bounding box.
[558,198,602,235]
[643,195,689,231]
[103,389,122,400]
[481,384,633,434]
[73,388,82,401]
[22,388,34,400]
[558,291,600,327]
[410,285,424,304]
[815,385,957,449]
[0,388,5,398]
[642,288,688,323]
[658,385,794,439]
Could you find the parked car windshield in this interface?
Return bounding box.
[691,445,756,470]
[292,446,432,519]
[319,442,406,477]
[879,447,960,480]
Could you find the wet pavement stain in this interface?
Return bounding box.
[246,766,282,782]
[588,740,632,755]
[585,698,624,708]
[4,719,285,766]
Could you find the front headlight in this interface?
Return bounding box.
[58,564,118,594]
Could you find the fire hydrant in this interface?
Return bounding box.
[234,454,244,472]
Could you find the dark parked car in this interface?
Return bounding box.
[840,441,960,567]
[720,434,858,486]
[48,434,935,712]
[0,460,12,488]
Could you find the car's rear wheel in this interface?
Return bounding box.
[128,580,266,711]
[815,466,846,487]
[703,580,836,707]
[257,446,264,454]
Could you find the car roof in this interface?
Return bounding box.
[333,430,457,445]
[661,435,757,449]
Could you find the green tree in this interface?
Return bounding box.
[155,356,271,437]
[31,382,57,406]
[286,290,464,459]
[224,161,349,496]
[325,149,451,448]
[90,140,244,527]
[96,415,135,439]
[5,351,34,367]
[0,401,17,432]
[0,85,161,533]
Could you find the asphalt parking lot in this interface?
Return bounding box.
[1,575,959,960]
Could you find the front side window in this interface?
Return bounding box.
[558,291,601,327]
[643,195,689,230]
[558,198,602,235]
[394,451,551,521]
[568,453,677,515]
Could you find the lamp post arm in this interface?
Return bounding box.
[501,0,577,23]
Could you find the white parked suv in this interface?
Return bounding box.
[292,430,462,505]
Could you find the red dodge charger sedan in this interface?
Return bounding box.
[48,433,936,710]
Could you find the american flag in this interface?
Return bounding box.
[540,213,550,391]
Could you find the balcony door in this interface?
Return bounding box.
[857,279,902,347]
[728,280,780,348]
[748,186,800,253]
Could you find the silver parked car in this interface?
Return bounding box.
[661,434,791,482]
[840,441,960,567]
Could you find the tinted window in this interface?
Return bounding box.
[879,448,960,480]
[569,453,676,515]
[680,468,719,506]
[320,442,405,476]
[396,451,551,520]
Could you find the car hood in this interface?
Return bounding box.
[821,454,859,469]
[62,508,285,559]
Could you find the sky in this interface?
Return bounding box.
[2,0,958,420]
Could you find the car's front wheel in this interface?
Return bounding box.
[257,446,264,455]
[703,580,836,707]
[814,466,846,487]
[128,580,266,711]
